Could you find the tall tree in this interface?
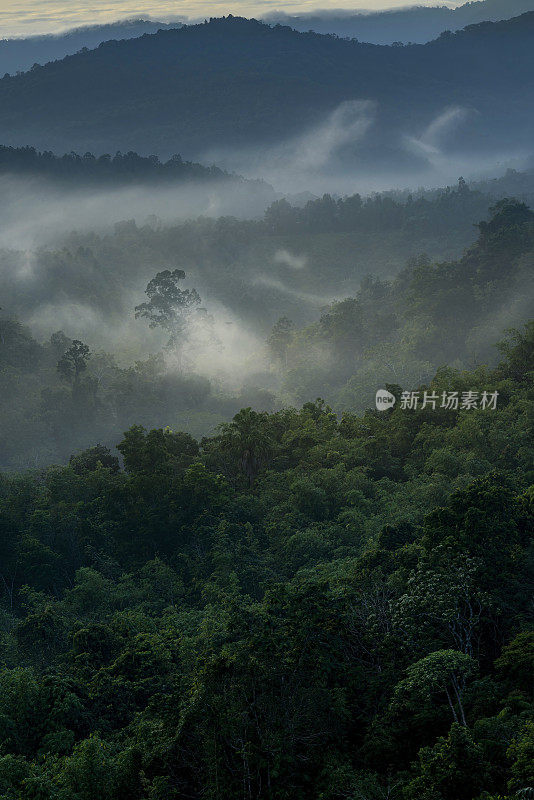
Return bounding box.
[134,269,201,366]
[57,340,91,385]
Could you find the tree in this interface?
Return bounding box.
[507,721,534,794]
[57,340,91,384]
[496,321,534,382]
[494,632,534,702]
[268,316,294,367]
[405,723,489,800]
[134,269,201,364]
[117,425,199,475]
[50,330,72,358]
[209,408,275,485]
[69,444,120,475]
[393,650,477,726]
[394,548,487,657]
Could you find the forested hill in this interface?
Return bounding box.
[266,0,534,44]
[1,196,533,469]
[0,0,529,75]
[0,321,532,797]
[0,19,181,77]
[0,14,533,160]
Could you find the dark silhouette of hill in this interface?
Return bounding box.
[265,0,534,44]
[0,19,182,77]
[0,14,532,164]
[2,0,531,77]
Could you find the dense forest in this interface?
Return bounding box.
[1,5,533,795]
[5,175,533,333]
[0,310,532,797]
[274,196,534,408]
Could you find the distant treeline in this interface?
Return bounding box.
[0,145,238,185]
[266,178,482,236]
[266,174,534,237]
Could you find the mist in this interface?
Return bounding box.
[0,2,463,38]
[0,173,276,251]
[2,124,533,469]
[204,100,533,195]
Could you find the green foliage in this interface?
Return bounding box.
[0,206,533,797]
[404,723,490,800]
[1,197,533,469]
[0,323,531,798]
[507,721,534,793]
[134,270,201,353]
[117,425,199,475]
[394,650,477,725]
[69,445,119,475]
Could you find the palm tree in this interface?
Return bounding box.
[219,408,274,485]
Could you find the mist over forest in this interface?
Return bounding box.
[0,5,533,800]
[265,0,534,43]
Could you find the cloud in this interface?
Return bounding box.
[398,106,531,186]
[0,2,461,37]
[289,100,375,171]
[253,275,336,307]
[403,106,471,164]
[0,174,274,251]
[203,99,376,194]
[274,249,308,270]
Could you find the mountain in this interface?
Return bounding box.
[2,0,531,76]
[0,18,181,77]
[0,14,533,171]
[265,0,534,44]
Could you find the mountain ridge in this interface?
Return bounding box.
[0,14,533,167]
[1,0,532,78]
[0,18,182,76]
[265,0,534,44]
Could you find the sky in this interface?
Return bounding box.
[0,0,460,37]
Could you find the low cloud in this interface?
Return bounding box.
[204,99,376,194]
[404,106,471,165]
[0,174,274,251]
[0,2,461,37]
[274,249,308,270]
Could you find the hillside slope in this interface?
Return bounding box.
[0,19,181,76]
[2,0,532,74]
[0,15,533,165]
